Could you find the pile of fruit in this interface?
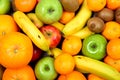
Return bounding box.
[0,0,120,80]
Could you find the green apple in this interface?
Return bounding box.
[35,0,63,24]
[82,34,107,60]
[34,56,58,80]
[0,0,11,14]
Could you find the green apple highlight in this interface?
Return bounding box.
[0,0,11,14]
[34,56,58,80]
[35,0,63,24]
[82,34,107,60]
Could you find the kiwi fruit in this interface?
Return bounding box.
[115,7,120,24]
[87,17,105,33]
[96,8,114,22]
[59,0,79,12]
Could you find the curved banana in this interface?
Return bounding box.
[13,11,49,51]
[74,55,120,80]
[50,48,62,58]
[72,26,94,39]
[27,13,43,28]
[51,22,65,32]
[62,0,92,37]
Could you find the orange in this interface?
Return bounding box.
[0,15,19,40]
[0,32,33,69]
[2,65,36,80]
[102,21,120,40]
[107,38,120,59]
[106,0,120,10]
[104,56,120,72]
[58,70,87,80]
[54,53,75,74]
[14,0,37,12]
[86,0,106,12]
[88,73,105,80]
[59,11,75,24]
[62,35,82,55]
[58,75,66,80]
[78,0,84,5]
[66,70,87,80]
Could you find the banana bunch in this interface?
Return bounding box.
[72,26,94,39]
[13,11,49,51]
[62,0,92,37]
[50,23,94,39]
[50,47,62,58]
[74,55,120,80]
[27,13,43,28]
[51,21,65,31]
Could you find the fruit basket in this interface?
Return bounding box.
[0,0,120,80]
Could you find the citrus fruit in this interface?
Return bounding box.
[14,0,37,12]
[0,32,33,69]
[0,15,19,40]
[58,70,87,80]
[106,0,120,10]
[104,56,120,72]
[88,73,105,80]
[59,11,75,24]
[54,53,75,74]
[62,35,82,56]
[78,0,84,5]
[107,38,120,59]
[86,0,106,12]
[102,21,120,40]
[58,75,66,80]
[2,65,36,80]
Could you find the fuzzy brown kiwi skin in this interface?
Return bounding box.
[59,0,79,12]
[96,8,114,22]
[87,17,105,33]
[115,7,120,24]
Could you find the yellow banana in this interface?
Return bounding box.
[13,11,49,51]
[51,22,65,32]
[50,48,62,58]
[74,55,120,80]
[62,0,92,37]
[72,26,94,39]
[27,13,43,28]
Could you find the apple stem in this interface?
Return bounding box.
[91,45,97,48]
[45,65,50,71]
[48,8,55,14]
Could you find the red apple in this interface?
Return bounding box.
[40,25,62,48]
[31,45,43,62]
[36,0,40,4]
[37,0,40,2]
